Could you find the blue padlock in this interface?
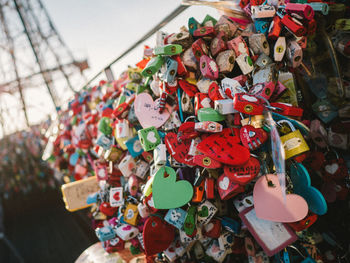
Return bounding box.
[96,135,114,150]
[95,223,116,242]
[125,136,144,158]
[164,208,187,230]
[221,217,241,234]
[254,19,271,35]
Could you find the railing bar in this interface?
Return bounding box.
[82,4,189,89]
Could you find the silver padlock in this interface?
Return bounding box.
[215,99,237,114]
[115,224,139,241]
[181,92,194,113]
[216,50,235,74]
[249,33,270,56]
[236,53,254,75]
[274,36,286,62]
[221,77,243,99]
[116,119,130,139]
[135,159,149,180]
[197,77,212,94]
[154,143,167,166]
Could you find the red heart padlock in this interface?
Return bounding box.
[288,212,318,232]
[324,158,348,182]
[224,157,260,185]
[197,134,249,165]
[240,125,268,150]
[178,122,199,141]
[143,216,176,255]
[99,202,118,217]
[217,173,245,200]
[203,218,222,238]
[193,155,222,169]
[165,132,195,166]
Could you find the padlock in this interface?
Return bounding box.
[288,212,318,232]
[221,216,242,234]
[208,82,226,101]
[193,26,216,40]
[154,143,167,166]
[254,18,271,35]
[249,82,276,100]
[308,2,329,15]
[215,15,238,38]
[137,126,161,151]
[192,180,205,203]
[96,134,113,150]
[286,40,303,68]
[118,155,136,178]
[280,13,306,37]
[154,44,182,56]
[205,240,227,262]
[188,137,201,156]
[192,38,209,62]
[328,129,348,150]
[312,99,338,124]
[141,56,164,77]
[196,77,212,93]
[268,15,283,40]
[216,49,235,74]
[252,64,277,85]
[203,218,221,238]
[279,120,310,159]
[195,93,213,115]
[285,3,314,21]
[255,53,273,69]
[310,119,328,148]
[249,33,270,56]
[240,125,268,150]
[134,160,149,180]
[241,115,265,128]
[210,32,227,57]
[156,31,167,46]
[233,93,265,115]
[115,224,139,241]
[274,36,286,61]
[202,14,217,27]
[167,31,193,49]
[125,136,143,158]
[270,102,304,117]
[128,175,139,196]
[137,202,150,218]
[200,55,219,80]
[197,200,218,226]
[227,36,249,57]
[110,187,124,207]
[217,173,245,200]
[251,5,276,19]
[164,242,178,262]
[95,221,116,242]
[105,237,125,253]
[218,231,234,253]
[195,121,223,133]
[188,17,200,36]
[236,53,254,75]
[215,99,237,115]
[161,57,178,84]
[221,77,243,99]
[181,48,197,71]
[124,203,139,226]
[183,206,196,236]
[165,208,187,229]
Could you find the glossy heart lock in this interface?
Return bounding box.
[223,156,261,185]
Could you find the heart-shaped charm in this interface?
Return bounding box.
[290,163,327,215]
[143,216,175,255]
[217,173,245,200]
[253,174,308,222]
[224,157,260,185]
[197,134,250,165]
[325,163,339,175]
[134,93,170,128]
[165,132,195,166]
[240,125,268,150]
[152,166,193,209]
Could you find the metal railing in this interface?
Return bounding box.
[81,5,190,89]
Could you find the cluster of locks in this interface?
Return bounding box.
[50,2,350,263]
[0,126,56,199]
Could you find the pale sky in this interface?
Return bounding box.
[1,1,220,137]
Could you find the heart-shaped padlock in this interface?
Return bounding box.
[240,125,268,150]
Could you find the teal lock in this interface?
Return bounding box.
[154,44,183,56]
[197,108,225,122]
[141,56,164,77]
[137,126,161,151]
[188,17,200,36]
[98,117,112,135]
[290,163,327,215]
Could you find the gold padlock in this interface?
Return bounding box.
[279,120,309,159]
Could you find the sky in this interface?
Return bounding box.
[1,1,221,137]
